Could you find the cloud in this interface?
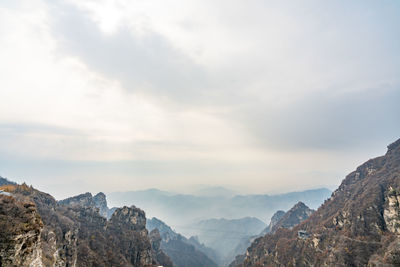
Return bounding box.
[0,0,399,196]
[47,0,209,103]
[236,87,400,151]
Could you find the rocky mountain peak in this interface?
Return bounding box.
[110,205,147,231]
[270,201,314,233]
[59,191,109,218]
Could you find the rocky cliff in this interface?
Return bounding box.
[59,192,109,218]
[262,210,285,234]
[236,138,400,266]
[0,184,171,267]
[0,194,43,267]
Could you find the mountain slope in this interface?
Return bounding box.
[147,217,218,267]
[260,210,285,235]
[230,202,314,267]
[237,138,400,266]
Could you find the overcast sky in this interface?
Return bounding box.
[0,0,399,199]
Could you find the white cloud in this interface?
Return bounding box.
[0,0,399,196]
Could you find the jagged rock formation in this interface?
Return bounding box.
[93,192,108,218]
[236,138,400,266]
[261,210,285,235]
[230,202,314,267]
[0,184,171,267]
[147,217,218,267]
[269,202,314,233]
[59,192,109,218]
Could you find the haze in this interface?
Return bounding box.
[0,0,399,199]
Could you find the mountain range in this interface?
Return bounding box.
[107,187,331,238]
[2,138,399,266]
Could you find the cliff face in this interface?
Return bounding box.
[58,192,109,218]
[237,138,400,267]
[266,210,285,232]
[269,202,314,233]
[0,194,43,267]
[0,185,171,267]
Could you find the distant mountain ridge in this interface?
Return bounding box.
[108,187,331,237]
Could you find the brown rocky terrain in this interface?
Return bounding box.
[0,194,43,267]
[236,138,400,267]
[0,184,171,267]
[230,202,314,267]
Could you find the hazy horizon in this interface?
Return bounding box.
[1,0,399,199]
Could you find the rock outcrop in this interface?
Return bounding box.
[262,210,285,234]
[59,192,109,218]
[0,184,171,267]
[269,201,314,233]
[235,138,400,266]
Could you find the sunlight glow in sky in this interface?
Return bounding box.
[0,0,399,198]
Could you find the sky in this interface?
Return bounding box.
[0,0,399,199]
